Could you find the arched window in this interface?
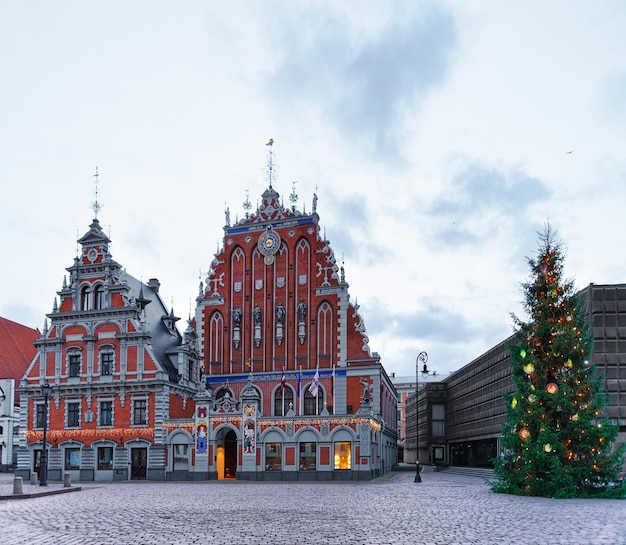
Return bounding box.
[274,386,294,416]
[304,387,324,415]
[94,285,105,309]
[80,286,91,311]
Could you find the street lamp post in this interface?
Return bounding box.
[39,382,52,487]
[414,351,428,483]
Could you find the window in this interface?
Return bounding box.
[266,442,282,471]
[334,441,351,470]
[97,446,113,470]
[188,360,194,382]
[68,353,81,377]
[35,404,46,429]
[133,399,147,426]
[304,389,324,416]
[274,387,294,416]
[299,442,316,470]
[99,400,113,427]
[432,403,445,437]
[100,351,114,375]
[80,286,91,310]
[173,444,189,470]
[67,402,80,427]
[397,409,403,422]
[94,285,105,309]
[65,448,81,470]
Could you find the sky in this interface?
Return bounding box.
[1,1,625,379]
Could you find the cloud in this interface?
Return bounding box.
[428,163,550,249]
[266,2,458,161]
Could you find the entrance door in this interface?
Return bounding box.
[224,430,237,479]
[131,447,147,480]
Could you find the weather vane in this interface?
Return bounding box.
[289,180,298,210]
[91,166,102,218]
[265,138,276,189]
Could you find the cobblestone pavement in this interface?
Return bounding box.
[1,471,625,545]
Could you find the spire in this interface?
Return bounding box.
[265,138,275,189]
[135,285,151,311]
[289,181,298,211]
[91,166,102,219]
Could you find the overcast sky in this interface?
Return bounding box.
[2,1,625,378]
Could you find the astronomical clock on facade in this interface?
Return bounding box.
[17,153,398,482]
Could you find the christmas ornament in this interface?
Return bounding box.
[523,363,535,375]
[519,428,530,440]
[546,383,559,394]
[543,443,552,453]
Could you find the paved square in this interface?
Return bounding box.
[1,471,625,544]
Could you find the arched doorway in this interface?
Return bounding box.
[216,428,238,480]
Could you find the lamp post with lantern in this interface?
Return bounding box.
[414,351,428,483]
[39,382,52,486]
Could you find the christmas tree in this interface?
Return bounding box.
[493,225,626,498]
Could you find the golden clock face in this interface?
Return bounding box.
[258,227,281,263]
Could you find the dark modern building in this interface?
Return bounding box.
[407,283,626,468]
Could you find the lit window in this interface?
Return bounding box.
[266,442,282,470]
[334,441,351,470]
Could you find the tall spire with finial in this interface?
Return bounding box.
[243,189,252,218]
[289,180,298,211]
[91,166,102,218]
[265,138,275,189]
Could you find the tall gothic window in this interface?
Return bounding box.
[94,285,105,309]
[80,286,91,310]
[274,386,294,416]
[304,388,324,415]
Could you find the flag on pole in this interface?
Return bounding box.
[309,368,319,397]
[331,365,335,412]
[297,367,302,397]
[281,366,286,395]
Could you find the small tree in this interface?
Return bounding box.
[493,225,625,498]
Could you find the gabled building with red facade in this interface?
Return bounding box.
[16,155,398,482]
[16,218,201,482]
[190,179,398,480]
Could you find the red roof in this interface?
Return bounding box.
[0,316,39,381]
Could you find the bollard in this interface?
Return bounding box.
[13,476,24,495]
[30,473,37,485]
[64,473,72,487]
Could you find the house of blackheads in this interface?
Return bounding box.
[16,168,398,482]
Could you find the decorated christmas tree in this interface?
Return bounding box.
[493,225,626,498]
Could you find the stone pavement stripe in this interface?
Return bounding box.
[0,472,625,545]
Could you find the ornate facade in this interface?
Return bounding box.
[17,169,397,482]
[188,181,398,480]
[17,219,201,482]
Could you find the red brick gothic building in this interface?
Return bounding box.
[17,169,397,481]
